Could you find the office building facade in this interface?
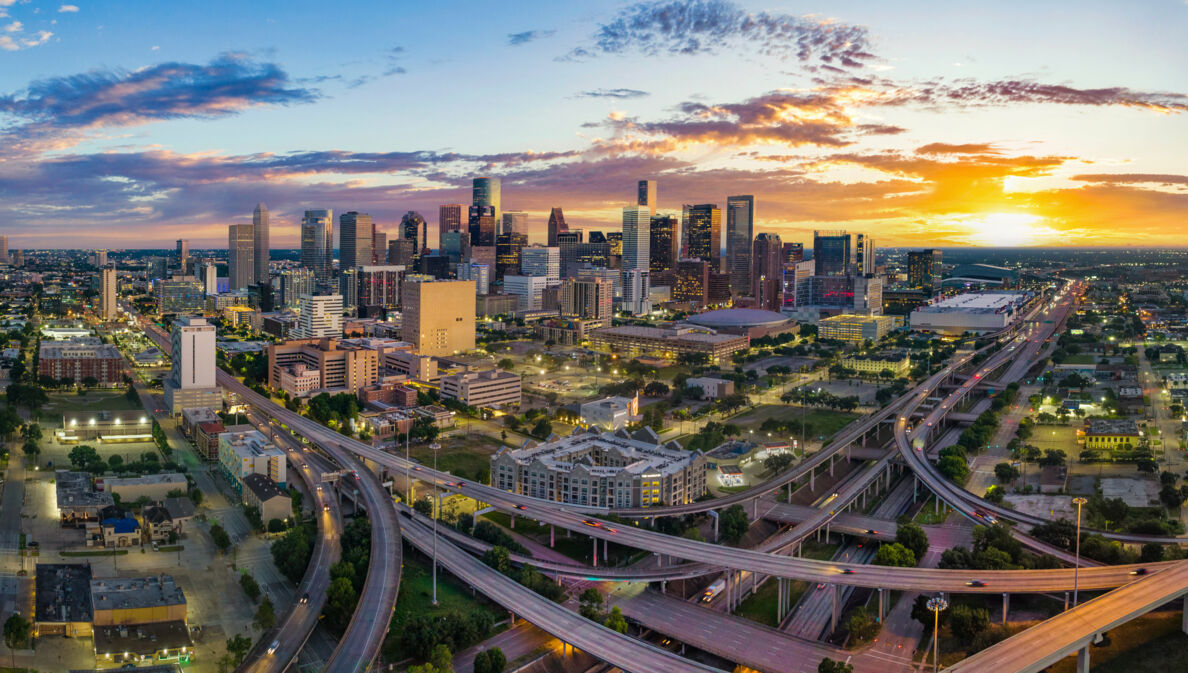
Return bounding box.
[227,224,255,290]
[252,203,270,285]
[725,195,754,294]
[339,211,373,274]
[813,230,853,276]
[521,245,561,284]
[164,316,220,414]
[100,266,118,320]
[637,179,657,215]
[472,177,501,223]
[648,214,678,274]
[294,294,343,338]
[750,232,783,311]
[401,211,426,260]
[683,204,721,269]
[300,209,334,286]
[547,207,569,246]
[400,280,476,356]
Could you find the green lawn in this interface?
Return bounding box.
[409,436,499,482]
[481,511,642,566]
[60,549,129,557]
[728,405,860,442]
[382,549,506,662]
[39,391,143,419]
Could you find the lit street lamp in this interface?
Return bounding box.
[927,596,949,673]
[431,441,441,606]
[1072,496,1088,607]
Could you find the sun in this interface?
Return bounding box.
[962,212,1058,247]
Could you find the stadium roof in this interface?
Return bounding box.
[686,308,790,329]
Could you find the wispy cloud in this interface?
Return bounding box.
[347,46,407,88]
[0,28,51,51]
[564,0,874,68]
[575,88,650,99]
[0,53,316,128]
[508,29,555,46]
[58,4,79,13]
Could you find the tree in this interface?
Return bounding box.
[643,381,670,397]
[225,634,252,664]
[324,577,358,634]
[481,546,511,575]
[604,606,629,634]
[578,587,604,621]
[1159,484,1183,509]
[108,454,124,470]
[267,518,287,533]
[873,542,916,568]
[497,358,515,371]
[20,423,41,443]
[1140,542,1165,563]
[937,455,969,483]
[429,643,455,673]
[68,444,99,469]
[763,452,796,476]
[994,462,1020,484]
[895,522,929,562]
[413,498,434,517]
[719,504,749,543]
[474,647,507,673]
[253,595,276,630]
[239,572,261,601]
[210,524,231,552]
[530,418,553,439]
[3,612,29,668]
[818,658,854,673]
[846,606,879,643]
[948,604,990,641]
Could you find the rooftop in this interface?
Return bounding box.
[495,427,699,478]
[913,291,1030,314]
[35,563,93,624]
[243,473,288,502]
[93,620,193,657]
[103,473,187,490]
[685,308,790,329]
[1086,418,1141,436]
[90,575,186,612]
[55,470,115,511]
[162,497,196,520]
[593,324,744,344]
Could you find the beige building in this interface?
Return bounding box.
[817,314,899,342]
[91,575,187,626]
[242,473,292,523]
[103,474,187,503]
[440,369,522,408]
[840,353,911,378]
[267,337,379,397]
[401,280,476,356]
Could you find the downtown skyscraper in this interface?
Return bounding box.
[472,177,501,224]
[547,207,569,247]
[301,209,334,286]
[648,214,678,274]
[401,211,427,260]
[751,232,783,311]
[339,211,373,273]
[683,204,721,270]
[227,223,255,290]
[637,179,657,216]
[253,203,270,285]
[726,195,755,295]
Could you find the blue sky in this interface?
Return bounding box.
[1,0,1186,248]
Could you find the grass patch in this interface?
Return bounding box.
[728,405,860,443]
[42,392,143,415]
[382,548,506,662]
[157,545,184,552]
[912,495,953,525]
[60,549,129,557]
[409,436,499,482]
[1044,611,1188,673]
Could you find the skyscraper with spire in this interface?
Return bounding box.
[547,207,568,246]
[301,209,334,286]
[252,203,270,285]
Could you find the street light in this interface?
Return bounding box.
[1072,496,1088,607]
[430,441,442,606]
[927,596,949,673]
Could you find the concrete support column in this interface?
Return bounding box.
[1064,592,1070,611]
[714,512,720,542]
[831,584,840,634]
[829,454,835,477]
[753,498,758,520]
[661,580,666,594]
[510,513,515,529]
[913,475,918,503]
[935,495,940,515]
[592,537,598,567]
[1182,595,1188,634]
[810,467,815,491]
[725,573,732,614]
[550,525,555,548]
[885,463,892,491]
[603,537,608,562]
[1077,645,1090,673]
[1002,593,1009,625]
[877,588,885,622]
[862,491,867,510]
[777,578,784,620]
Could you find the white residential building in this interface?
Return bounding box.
[295,294,343,338]
[503,275,548,311]
[218,429,287,491]
[164,316,220,414]
[440,369,522,407]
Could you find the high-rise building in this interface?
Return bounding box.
[560,238,608,279]
[357,266,404,315]
[781,260,814,308]
[637,180,657,216]
[338,268,358,315]
[228,224,255,290]
[295,294,344,338]
[606,231,623,257]
[621,269,651,315]
[439,204,465,243]
[503,275,548,311]
[157,276,204,313]
[547,207,569,247]
[372,231,387,264]
[682,204,721,269]
[440,231,470,264]
[855,233,876,276]
[456,262,491,295]
[673,259,711,307]
[798,274,882,314]
[621,206,649,274]
[726,195,755,295]
[301,209,334,286]
[401,211,427,259]
[648,214,678,274]
[278,269,315,310]
[813,230,854,276]
[100,266,118,320]
[782,242,804,263]
[502,211,528,237]
[468,205,496,247]
[0,236,7,263]
[472,177,502,224]
[253,203,270,285]
[91,250,108,267]
[164,316,221,414]
[389,239,416,268]
[202,263,218,296]
[521,245,560,284]
[907,249,943,294]
[560,278,613,320]
[339,212,373,273]
[401,280,476,356]
[750,232,783,311]
[175,239,189,274]
[495,232,528,280]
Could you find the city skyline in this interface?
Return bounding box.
[1,0,1185,249]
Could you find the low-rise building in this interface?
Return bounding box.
[242,473,292,524]
[179,407,220,438]
[162,497,196,533]
[93,620,194,669]
[535,317,605,346]
[194,419,225,461]
[100,516,141,548]
[56,471,115,527]
[38,339,126,386]
[90,575,186,626]
[141,505,174,543]
[491,427,707,508]
[588,324,748,365]
[579,396,639,431]
[685,377,735,399]
[222,305,261,330]
[384,350,437,382]
[840,352,912,378]
[34,564,94,638]
[57,410,154,444]
[218,430,287,492]
[1117,385,1146,414]
[267,337,380,398]
[817,314,899,342]
[102,473,187,503]
[414,405,457,428]
[1083,418,1142,450]
[440,369,521,408]
[360,381,418,407]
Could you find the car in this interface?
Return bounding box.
[841,568,856,575]
[151,541,159,551]
[300,592,309,603]
[413,466,422,471]
[583,519,602,528]
[316,485,322,492]
[323,504,330,512]
[865,529,878,535]
[1130,568,1149,576]
[967,580,987,587]
[513,504,527,511]
[267,640,280,654]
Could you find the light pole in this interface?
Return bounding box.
[404,424,411,503]
[927,596,948,673]
[1072,496,1087,607]
[431,441,441,606]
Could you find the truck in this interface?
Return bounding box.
[701,579,726,603]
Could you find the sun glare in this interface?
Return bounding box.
[962,212,1055,247]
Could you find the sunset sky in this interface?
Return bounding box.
[1,0,1186,249]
